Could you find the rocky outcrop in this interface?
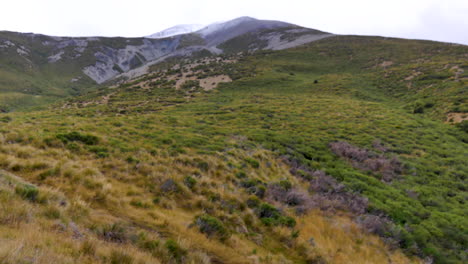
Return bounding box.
[83,38,179,83]
[0,17,334,85]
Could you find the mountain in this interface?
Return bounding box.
[0,17,332,111]
[0,16,467,264]
[0,31,178,110]
[196,16,294,46]
[1,35,466,263]
[146,24,205,39]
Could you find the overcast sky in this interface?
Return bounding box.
[1,0,467,44]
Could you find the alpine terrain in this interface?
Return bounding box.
[0,16,466,264]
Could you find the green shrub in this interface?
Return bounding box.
[241,179,258,188]
[279,216,296,228]
[66,142,81,152]
[88,146,109,158]
[235,171,247,178]
[0,116,12,123]
[456,120,468,133]
[246,196,260,208]
[411,101,425,114]
[244,157,260,168]
[125,156,139,164]
[257,203,280,219]
[183,176,197,189]
[256,203,296,228]
[165,239,186,262]
[194,214,230,241]
[15,185,39,202]
[56,131,99,145]
[240,179,266,198]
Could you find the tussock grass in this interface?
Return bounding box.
[1,35,466,263]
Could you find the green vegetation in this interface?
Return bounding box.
[15,184,39,202]
[165,239,187,263]
[194,214,230,241]
[177,34,206,49]
[0,32,101,111]
[256,203,296,227]
[56,131,99,145]
[0,34,466,263]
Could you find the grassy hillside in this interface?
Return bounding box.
[0,31,99,111]
[0,35,466,263]
[0,31,176,112]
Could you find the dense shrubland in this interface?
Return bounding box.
[0,35,466,263]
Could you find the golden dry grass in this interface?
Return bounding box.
[296,211,421,264]
[0,132,420,263]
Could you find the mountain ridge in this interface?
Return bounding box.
[0,16,333,111]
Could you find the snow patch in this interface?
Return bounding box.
[147,24,205,39]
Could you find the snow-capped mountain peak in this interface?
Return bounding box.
[146,24,205,39]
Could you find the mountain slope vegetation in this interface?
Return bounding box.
[0,17,332,112]
[0,33,466,264]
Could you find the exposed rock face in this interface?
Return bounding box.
[76,17,334,83]
[264,32,333,51]
[0,17,334,85]
[48,51,64,63]
[42,38,91,60]
[83,38,179,83]
[112,17,333,81]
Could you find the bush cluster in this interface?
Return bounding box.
[56,131,99,145]
[194,214,230,241]
[255,203,296,228]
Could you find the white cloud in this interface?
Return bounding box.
[0,0,467,44]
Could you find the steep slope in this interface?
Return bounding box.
[0,31,183,110]
[0,35,466,263]
[114,18,332,82]
[0,17,332,111]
